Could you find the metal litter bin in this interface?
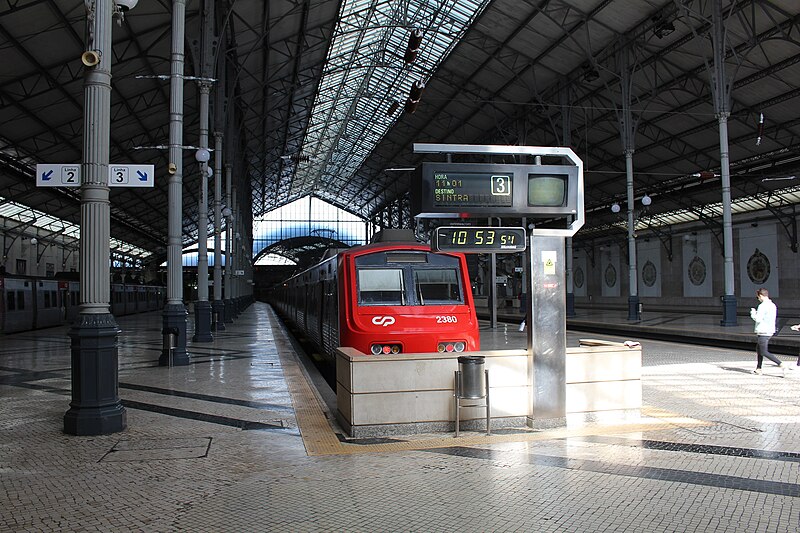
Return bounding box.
[162,327,179,367]
[454,355,490,437]
[458,355,486,398]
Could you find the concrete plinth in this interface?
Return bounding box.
[194,300,213,342]
[160,303,190,366]
[627,295,640,321]
[64,313,126,435]
[212,300,226,331]
[224,299,234,323]
[720,294,738,326]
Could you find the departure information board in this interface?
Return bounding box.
[413,162,580,219]
[432,226,526,253]
[432,171,513,208]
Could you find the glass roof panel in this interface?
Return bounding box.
[630,186,800,231]
[0,195,152,259]
[291,0,492,205]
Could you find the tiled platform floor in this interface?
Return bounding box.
[2,302,799,532]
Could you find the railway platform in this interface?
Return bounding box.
[2,302,799,532]
[484,306,800,356]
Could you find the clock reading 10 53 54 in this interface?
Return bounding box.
[432,226,527,253]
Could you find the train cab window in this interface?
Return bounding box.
[357,268,404,305]
[413,269,462,304]
[44,291,51,308]
[16,291,25,310]
[7,292,15,311]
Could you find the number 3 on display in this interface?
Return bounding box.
[490,175,511,196]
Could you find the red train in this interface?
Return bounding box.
[270,232,480,359]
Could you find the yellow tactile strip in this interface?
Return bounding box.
[270,310,711,456]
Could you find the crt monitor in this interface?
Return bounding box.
[528,174,567,207]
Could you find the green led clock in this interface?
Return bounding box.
[432,226,527,253]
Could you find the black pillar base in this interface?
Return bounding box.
[627,295,640,321]
[160,303,190,366]
[64,313,127,436]
[212,299,225,331]
[194,300,214,342]
[566,292,576,318]
[224,299,234,323]
[720,294,738,326]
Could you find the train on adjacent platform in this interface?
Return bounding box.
[270,233,480,360]
[0,275,165,334]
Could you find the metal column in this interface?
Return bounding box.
[619,51,640,322]
[193,81,213,342]
[527,234,566,429]
[713,0,737,326]
[160,0,190,366]
[224,163,233,323]
[624,149,640,321]
[64,0,126,435]
[561,88,576,318]
[212,132,224,330]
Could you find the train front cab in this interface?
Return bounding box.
[338,244,480,356]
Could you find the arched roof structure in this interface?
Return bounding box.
[1,1,798,260]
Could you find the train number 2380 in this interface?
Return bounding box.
[435,315,458,323]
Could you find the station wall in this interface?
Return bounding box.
[1,232,78,277]
[573,211,800,316]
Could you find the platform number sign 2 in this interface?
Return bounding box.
[63,167,78,184]
[36,164,81,187]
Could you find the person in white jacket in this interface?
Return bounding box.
[749,288,791,376]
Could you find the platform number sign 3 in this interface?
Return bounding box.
[110,166,129,185]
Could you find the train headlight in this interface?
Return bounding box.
[382,345,392,354]
[370,344,382,355]
[391,345,400,354]
[438,341,465,353]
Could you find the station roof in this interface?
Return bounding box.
[1,0,798,262]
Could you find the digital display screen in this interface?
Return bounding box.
[432,171,513,208]
[432,227,526,253]
[414,162,580,220]
[528,175,566,207]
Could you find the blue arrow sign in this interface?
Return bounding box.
[36,164,80,187]
[108,164,154,188]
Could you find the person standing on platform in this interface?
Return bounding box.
[749,288,791,376]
